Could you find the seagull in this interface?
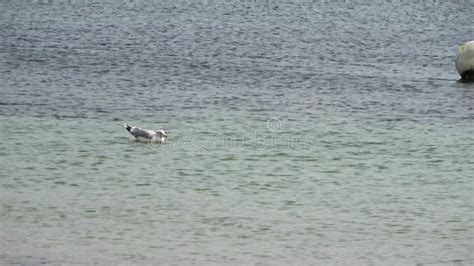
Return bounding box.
[124,124,168,143]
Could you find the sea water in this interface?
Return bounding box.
[0,0,473,264]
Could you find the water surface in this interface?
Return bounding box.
[0,0,473,264]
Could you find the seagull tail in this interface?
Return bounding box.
[124,123,132,132]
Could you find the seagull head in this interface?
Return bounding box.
[157,130,168,139]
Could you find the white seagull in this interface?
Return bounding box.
[124,124,168,143]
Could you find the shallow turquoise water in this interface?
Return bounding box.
[1,0,473,264]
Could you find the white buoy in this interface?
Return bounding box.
[456,40,474,81]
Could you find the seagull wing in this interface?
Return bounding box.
[130,127,156,139]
